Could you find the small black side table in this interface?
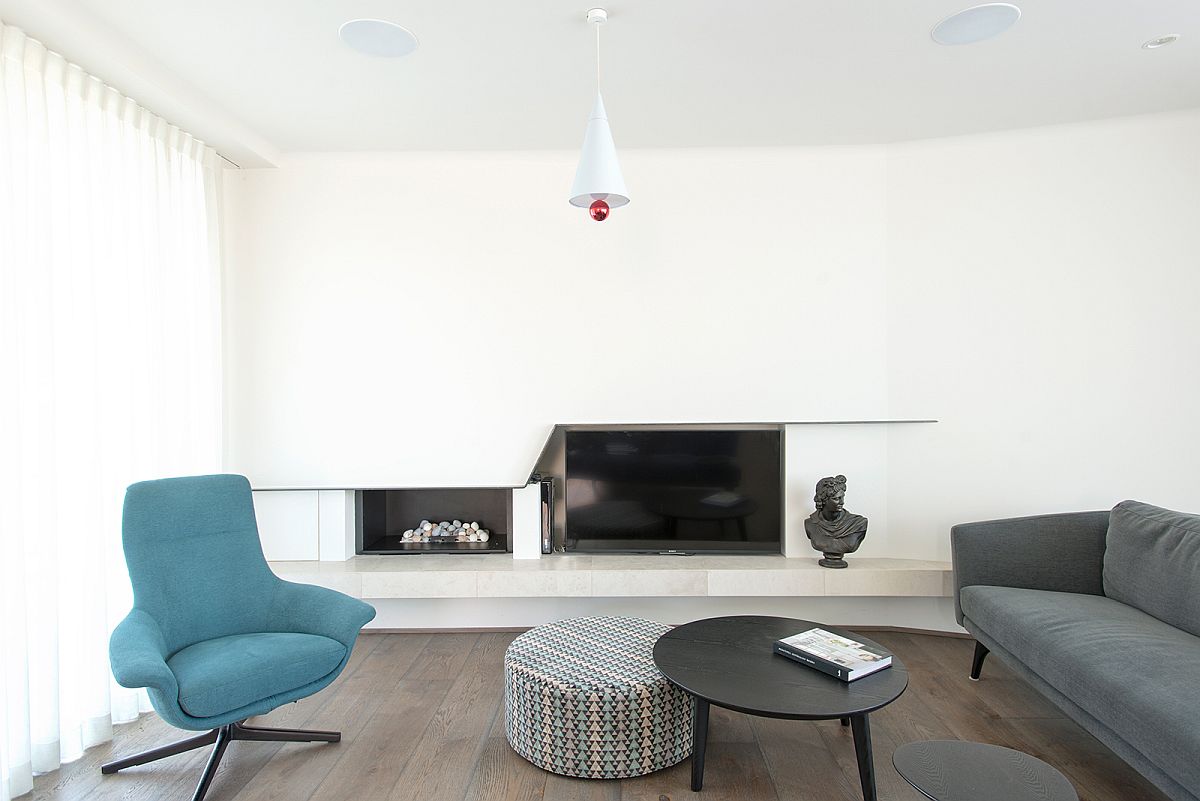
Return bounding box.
[653,615,907,801]
[893,741,1079,801]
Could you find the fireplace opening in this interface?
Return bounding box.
[356,488,512,554]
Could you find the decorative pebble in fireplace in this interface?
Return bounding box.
[402,520,491,543]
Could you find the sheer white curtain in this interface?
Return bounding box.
[0,20,223,800]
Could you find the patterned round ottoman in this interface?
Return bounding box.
[504,616,694,779]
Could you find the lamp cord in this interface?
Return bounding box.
[595,21,601,94]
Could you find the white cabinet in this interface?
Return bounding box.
[317,490,356,561]
[511,484,543,559]
[252,491,320,561]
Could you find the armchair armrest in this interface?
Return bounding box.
[267,580,376,649]
[952,510,1109,624]
[109,609,177,696]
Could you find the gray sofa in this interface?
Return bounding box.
[953,500,1200,801]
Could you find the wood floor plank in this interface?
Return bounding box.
[462,737,548,801]
[751,716,863,800]
[30,631,1173,801]
[621,742,778,801]
[909,633,1066,721]
[872,682,959,744]
[707,704,757,744]
[307,678,453,801]
[229,633,432,801]
[484,633,523,740]
[427,633,510,741]
[884,633,1030,750]
[861,706,940,801]
[1002,717,1170,801]
[386,634,512,801]
[543,773,622,801]
[386,737,485,801]
[403,632,481,681]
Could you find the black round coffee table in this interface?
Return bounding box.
[652,615,907,800]
[893,741,1078,801]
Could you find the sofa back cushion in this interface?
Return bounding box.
[1103,500,1200,637]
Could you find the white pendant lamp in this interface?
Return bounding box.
[569,8,628,221]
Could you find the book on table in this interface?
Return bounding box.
[773,628,893,682]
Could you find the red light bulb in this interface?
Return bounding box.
[589,199,610,222]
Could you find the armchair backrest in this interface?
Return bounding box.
[122,474,279,655]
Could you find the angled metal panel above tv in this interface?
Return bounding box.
[562,425,784,555]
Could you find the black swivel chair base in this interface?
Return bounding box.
[100,721,340,801]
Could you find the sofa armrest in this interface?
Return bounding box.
[952,510,1109,624]
[109,609,178,696]
[267,580,376,650]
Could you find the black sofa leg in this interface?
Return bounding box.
[970,641,989,681]
[101,720,341,801]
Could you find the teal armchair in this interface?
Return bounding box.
[102,474,375,800]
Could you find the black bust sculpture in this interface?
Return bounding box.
[804,475,868,569]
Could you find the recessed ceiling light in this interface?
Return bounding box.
[932,3,1021,46]
[1143,34,1180,49]
[338,19,419,58]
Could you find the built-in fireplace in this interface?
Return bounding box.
[356,488,512,554]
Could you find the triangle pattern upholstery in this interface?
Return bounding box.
[503,616,693,779]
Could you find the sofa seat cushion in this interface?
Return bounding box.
[961,586,1200,793]
[168,632,346,719]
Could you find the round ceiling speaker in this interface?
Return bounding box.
[338,19,419,57]
[932,4,1021,46]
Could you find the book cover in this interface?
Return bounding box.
[773,643,850,680]
[774,628,892,682]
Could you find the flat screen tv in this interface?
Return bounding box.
[564,428,783,554]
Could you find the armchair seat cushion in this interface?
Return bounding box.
[961,585,1200,793]
[168,632,346,719]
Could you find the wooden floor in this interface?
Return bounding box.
[33,631,1168,801]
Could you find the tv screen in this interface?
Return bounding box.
[564,428,782,554]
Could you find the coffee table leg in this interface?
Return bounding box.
[850,713,876,801]
[691,698,710,792]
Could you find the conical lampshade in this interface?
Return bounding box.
[568,93,629,208]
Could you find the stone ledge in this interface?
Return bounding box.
[270,555,953,600]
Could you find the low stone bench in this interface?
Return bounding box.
[503,615,694,779]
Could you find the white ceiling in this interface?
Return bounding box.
[18,0,1200,155]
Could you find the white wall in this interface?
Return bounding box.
[886,110,1200,559]
[222,148,890,489]
[785,425,891,556]
[224,109,1200,564]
